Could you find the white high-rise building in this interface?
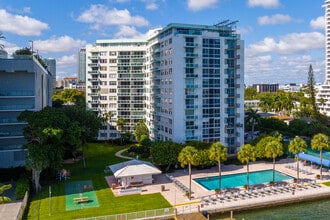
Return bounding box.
[316,1,330,115]
[85,22,244,152]
[86,39,147,140]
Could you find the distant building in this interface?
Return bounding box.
[244,100,260,109]
[85,22,245,152]
[279,83,302,92]
[63,77,78,89]
[78,48,86,83]
[252,83,279,93]
[0,56,53,168]
[43,58,56,88]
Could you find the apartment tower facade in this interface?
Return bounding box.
[316,1,330,115]
[0,56,53,167]
[85,22,244,152]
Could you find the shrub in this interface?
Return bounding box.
[15,173,30,200]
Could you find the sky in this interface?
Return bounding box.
[0,0,327,86]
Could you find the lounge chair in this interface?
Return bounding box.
[216,194,224,203]
[201,197,209,206]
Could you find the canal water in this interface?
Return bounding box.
[210,198,330,220]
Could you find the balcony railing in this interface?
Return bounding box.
[0,90,34,96]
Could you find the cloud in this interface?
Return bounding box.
[245,54,324,86]
[56,54,77,68]
[144,1,158,10]
[33,36,86,53]
[114,26,144,38]
[77,4,149,30]
[310,16,325,30]
[0,9,49,36]
[258,14,292,26]
[187,0,218,11]
[247,0,280,8]
[247,32,324,55]
[237,26,253,35]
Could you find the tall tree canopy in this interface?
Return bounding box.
[18,107,73,192]
[150,141,183,171]
[307,64,318,118]
[134,120,149,142]
[52,89,86,108]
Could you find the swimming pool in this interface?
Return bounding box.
[194,170,293,190]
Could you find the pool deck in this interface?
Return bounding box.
[138,158,330,215]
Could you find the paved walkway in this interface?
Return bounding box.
[0,202,22,220]
[115,148,133,160]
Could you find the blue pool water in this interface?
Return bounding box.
[194,170,293,190]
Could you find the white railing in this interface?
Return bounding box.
[75,207,175,220]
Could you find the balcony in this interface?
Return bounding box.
[0,131,24,137]
[185,53,198,58]
[185,105,198,109]
[185,63,198,68]
[88,63,99,67]
[88,85,100,89]
[185,84,198,89]
[185,74,198,78]
[185,95,198,99]
[0,90,34,97]
[0,104,35,111]
[185,42,198,47]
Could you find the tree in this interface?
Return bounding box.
[244,87,258,100]
[18,107,79,192]
[134,120,149,142]
[208,142,227,193]
[0,32,5,49]
[60,106,102,168]
[0,183,12,204]
[101,111,114,142]
[245,108,260,137]
[311,133,330,179]
[193,149,213,168]
[116,118,126,144]
[150,141,183,171]
[52,89,86,108]
[178,146,198,200]
[264,139,283,183]
[237,144,256,190]
[307,64,318,118]
[288,136,307,181]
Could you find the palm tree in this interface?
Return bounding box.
[311,133,330,179]
[208,142,227,193]
[178,146,198,200]
[237,144,256,190]
[288,136,307,181]
[101,111,114,142]
[0,183,12,204]
[116,118,126,144]
[0,32,5,49]
[245,108,260,137]
[265,140,283,183]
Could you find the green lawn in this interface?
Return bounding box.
[26,143,171,220]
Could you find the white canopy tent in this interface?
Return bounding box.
[109,159,162,187]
